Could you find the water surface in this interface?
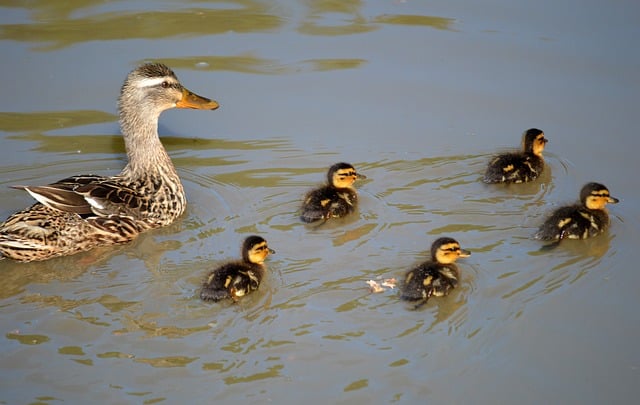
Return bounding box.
[1,0,639,403]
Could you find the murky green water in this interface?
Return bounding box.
[1,1,639,403]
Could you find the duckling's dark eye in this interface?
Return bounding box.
[161,81,170,88]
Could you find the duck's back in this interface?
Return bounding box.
[301,185,357,223]
[484,153,543,183]
[536,205,609,240]
[200,262,263,301]
[0,203,143,262]
[401,261,459,301]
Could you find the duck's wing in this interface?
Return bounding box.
[12,175,108,215]
[13,175,144,219]
[74,180,146,218]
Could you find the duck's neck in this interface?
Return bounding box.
[118,109,177,179]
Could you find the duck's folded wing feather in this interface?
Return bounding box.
[12,184,93,215]
[10,174,108,215]
[75,181,145,218]
[12,175,145,218]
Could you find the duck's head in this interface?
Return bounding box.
[431,237,471,264]
[327,162,366,189]
[242,235,275,265]
[118,63,219,119]
[522,128,548,156]
[581,182,619,210]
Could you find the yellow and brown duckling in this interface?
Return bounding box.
[300,162,366,223]
[0,63,219,262]
[483,128,548,184]
[200,236,275,302]
[400,237,471,309]
[535,182,619,249]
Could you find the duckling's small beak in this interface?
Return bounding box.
[268,248,276,254]
[458,248,471,258]
[356,173,367,180]
[176,88,219,110]
[542,137,549,143]
[608,196,619,204]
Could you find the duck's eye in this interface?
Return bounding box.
[161,81,170,88]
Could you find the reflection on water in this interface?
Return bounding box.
[158,55,367,75]
[0,110,116,133]
[298,0,454,35]
[1,0,454,51]
[1,0,284,50]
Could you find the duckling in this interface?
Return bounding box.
[535,182,619,248]
[200,236,275,302]
[300,162,366,223]
[0,63,219,262]
[400,237,470,309]
[483,128,548,184]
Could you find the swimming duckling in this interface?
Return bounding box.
[400,237,471,309]
[484,128,548,184]
[535,182,619,248]
[200,236,275,302]
[300,162,366,223]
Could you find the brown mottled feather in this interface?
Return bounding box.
[0,63,218,262]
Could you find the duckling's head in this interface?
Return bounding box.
[522,128,548,156]
[118,63,219,121]
[327,162,366,189]
[242,235,275,265]
[581,182,619,210]
[431,237,471,264]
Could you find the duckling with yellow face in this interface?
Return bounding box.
[200,236,275,302]
[400,237,471,309]
[535,182,619,248]
[484,128,548,184]
[300,162,366,223]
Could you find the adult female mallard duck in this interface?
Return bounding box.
[300,162,366,223]
[400,237,471,309]
[0,63,219,262]
[535,182,619,249]
[483,128,548,184]
[200,235,275,302]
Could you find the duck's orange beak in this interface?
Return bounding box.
[176,87,219,110]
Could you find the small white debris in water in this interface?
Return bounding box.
[381,278,397,289]
[366,280,385,293]
[366,278,396,293]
